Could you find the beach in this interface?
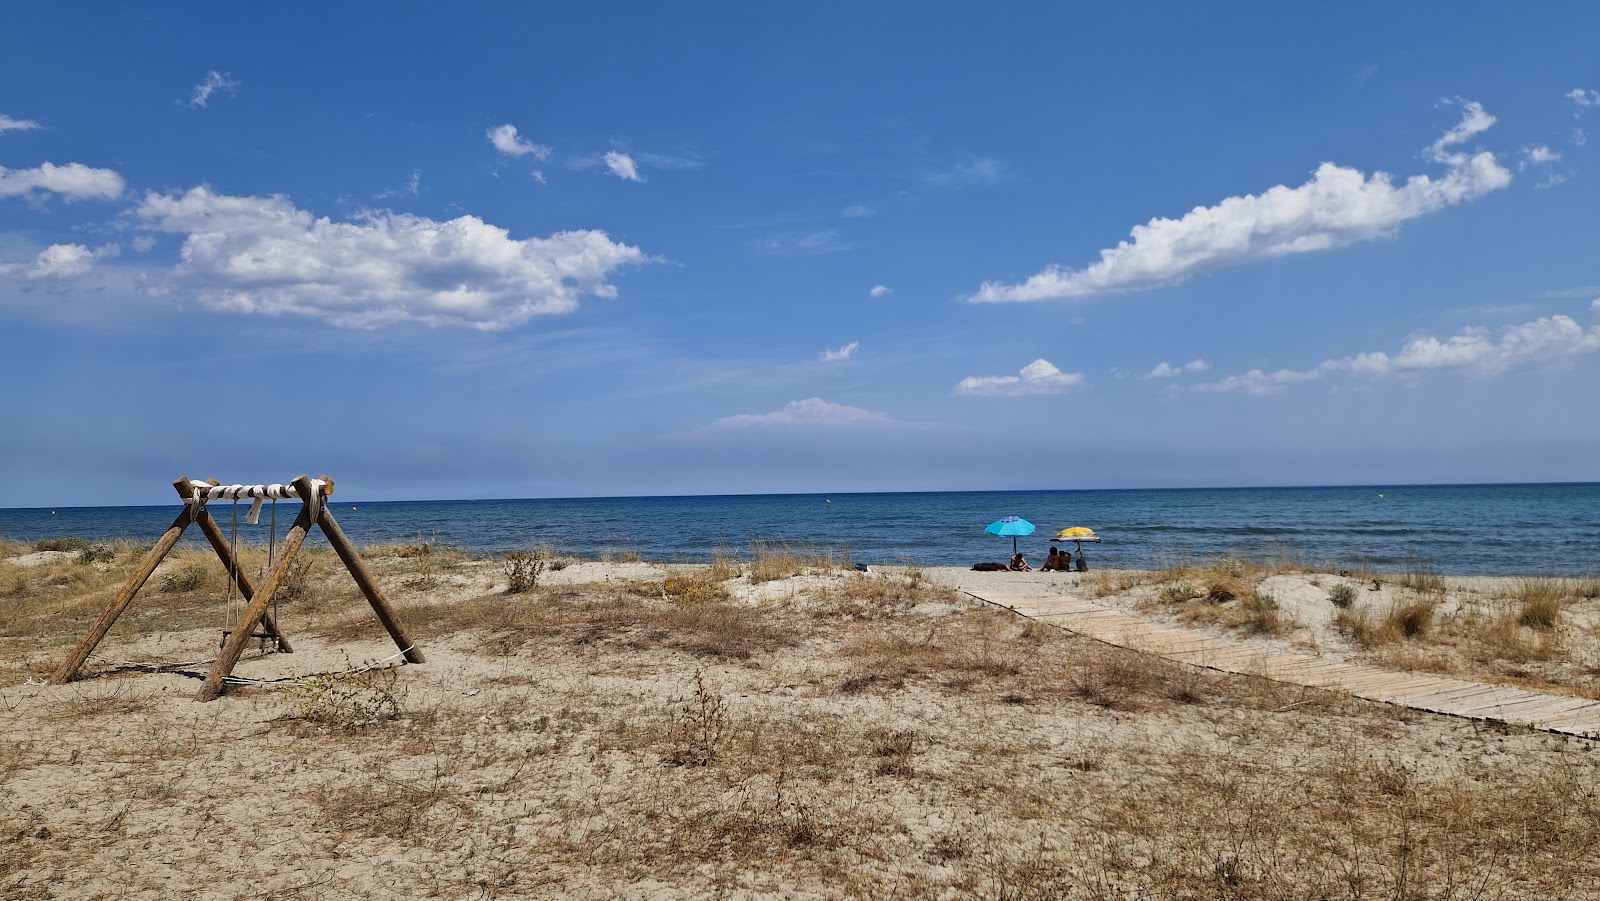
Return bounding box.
[3,544,1599,898]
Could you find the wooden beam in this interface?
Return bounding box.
[194,478,316,702]
[174,477,293,653]
[317,504,425,665]
[50,506,193,684]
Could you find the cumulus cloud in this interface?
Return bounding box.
[1568,88,1600,110]
[0,114,40,134]
[710,397,889,428]
[820,341,859,362]
[487,124,551,160]
[188,71,239,108]
[970,102,1512,303]
[955,359,1085,396]
[1190,312,1600,395]
[1143,359,1211,379]
[869,284,892,298]
[0,243,119,279]
[132,186,648,330]
[0,162,125,202]
[926,157,1001,187]
[603,151,642,182]
[1523,145,1562,166]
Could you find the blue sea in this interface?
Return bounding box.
[1,483,1596,577]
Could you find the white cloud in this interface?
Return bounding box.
[1190,312,1600,395]
[869,284,892,298]
[1568,88,1600,110]
[188,71,239,108]
[487,124,551,161]
[842,204,875,218]
[926,157,1001,187]
[2,243,119,279]
[603,151,642,182]
[1143,359,1211,379]
[752,230,849,255]
[1575,128,1589,148]
[711,397,889,428]
[133,186,648,330]
[0,162,125,202]
[970,103,1512,303]
[375,169,422,200]
[131,235,157,253]
[820,341,859,362]
[1523,145,1562,166]
[1591,297,1600,312]
[0,114,40,134]
[955,359,1085,396]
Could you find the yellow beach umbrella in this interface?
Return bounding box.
[1051,526,1101,544]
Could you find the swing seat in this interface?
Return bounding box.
[219,629,280,650]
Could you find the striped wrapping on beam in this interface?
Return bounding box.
[186,480,330,502]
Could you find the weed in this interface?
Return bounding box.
[1516,578,1566,629]
[1160,581,1203,603]
[661,571,729,607]
[75,544,116,565]
[664,669,726,766]
[1327,582,1358,609]
[34,536,90,552]
[1395,564,1446,594]
[503,547,547,593]
[159,559,219,593]
[288,663,404,728]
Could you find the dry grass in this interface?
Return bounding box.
[1336,597,1438,647]
[7,556,1600,898]
[1515,577,1569,629]
[745,541,848,583]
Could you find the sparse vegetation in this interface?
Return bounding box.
[6,550,1600,898]
[1327,582,1358,608]
[502,546,547,593]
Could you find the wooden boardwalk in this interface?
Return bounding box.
[965,586,1600,740]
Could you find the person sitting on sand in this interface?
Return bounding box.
[1040,547,1063,571]
[1009,552,1031,572]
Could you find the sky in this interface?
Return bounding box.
[2,3,1599,508]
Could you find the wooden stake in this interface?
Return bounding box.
[50,507,193,684]
[194,476,317,702]
[317,505,425,665]
[174,478,293,653]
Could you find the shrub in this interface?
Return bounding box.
[663,669,726,767]
[1160,581,1203,603]
[159,560,216,593]
[1516,578,1565,630]
[289,664,403,728]
[503,548,547,594]
[1385,599,1436,639]
[75,544,116,565]
[35,536,90,552]
[661,573,728,607]
[1327,583,1358,609]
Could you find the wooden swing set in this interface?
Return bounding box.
[49,475,425,702]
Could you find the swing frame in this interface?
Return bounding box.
[49,474,426,702]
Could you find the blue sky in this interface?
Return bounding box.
[3,3,1599,507]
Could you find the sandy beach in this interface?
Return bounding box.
[3,543,1599,899]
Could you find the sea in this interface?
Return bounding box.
[2,483,1596,577]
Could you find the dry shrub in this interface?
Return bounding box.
[1463,610,1565,665]
[1516,578,1567,629]
[1336,598,1437,648]
[837,616,1025,695]
[661,570,730,607]
[746,541,844,583]
[502,547,547,593]
[1394,564,1447,594]
[806,571,960,620]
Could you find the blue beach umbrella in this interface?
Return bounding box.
[985,516,1036,554]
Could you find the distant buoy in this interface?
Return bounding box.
[825,499,831,504]
[352,506,358,510]
[51,511,56,515]
[1377,493,1384,499]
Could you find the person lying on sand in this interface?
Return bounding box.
[1009,553,1031,572]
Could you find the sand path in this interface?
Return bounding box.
[958,582,1600,739]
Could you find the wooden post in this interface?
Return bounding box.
[50,507,193,684]
[194,475,318,702]
[317,506,426,665]
[173,478,293,653]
